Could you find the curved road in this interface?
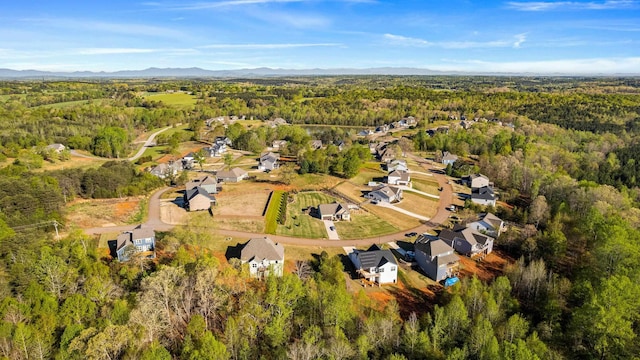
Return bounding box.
[70,126,172,162]
[84,154,457,247]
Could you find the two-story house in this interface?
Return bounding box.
[258,152,280,171]
[240,237,285,278]
[467,212,505,237]
[438,225,494,257]
[349,245,398,285]
[115,225,156,262]
[414,235,459,281]
[387,170,411,186]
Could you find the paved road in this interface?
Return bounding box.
[84,154,456,248]
[70,126,171,162]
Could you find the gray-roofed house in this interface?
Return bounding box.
[438,225,494,257]
[387,159,408,172]
[463,173,491,189]
[272,140,287,150]
[414,236,460,281]
[240,237,285,278]
[115,225,156,262]
[184,186,216,211]
[348,245,398,284]
[216,167,248,182]
[365,185,403,203]
[378,148,396,163]
[186,176,218,194]
[387,170,411,186]
[310,140,323,150]
[441,151,458,165]
[258,152,280,171]
[150,161,183,179]
[467,212,505,237]
[46,143,66,153]
[317,203,351,221]
[471,186,497,207]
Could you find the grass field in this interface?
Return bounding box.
[142,92,197,107]
[363,203,421,230]
[333,181,367,203]
[334,211,398,239]
[410,176,441,196]
[395,192,439,218]
[352,165,386,186]
[277,192,335,238]
[264,191,286,234]
[37,98,110,109]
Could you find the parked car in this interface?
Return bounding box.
[404,251,415,261]
[329,226,336,231]
[405,232,418,237]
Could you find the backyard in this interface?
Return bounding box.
[276,191,336,238]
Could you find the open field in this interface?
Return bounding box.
[351,165,386,186]
[213,191,270,217]
[37,98,111,109]
[334,211,397,239]
[333,181,367,203]
[67,197,143,228]
[395,192,439,218]
[36,156,106,172]
[277,191,335,238]
[362,203,421,230]
[142,92,197,107]
[411,176,441,196]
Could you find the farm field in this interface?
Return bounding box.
[37,98,111,109]
[141,92,198,107]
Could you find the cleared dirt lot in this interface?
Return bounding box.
[67,197,143,228]
[213,191,270,217]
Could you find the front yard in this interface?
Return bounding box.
[276,191,336,238]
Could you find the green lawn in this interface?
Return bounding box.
[37,98,110,109]
[352,165,386,185]
[142,92,197,107]
[265,191,286,234]
[334,211,398,239]
[277,192,336,238]
[411,177,441,196]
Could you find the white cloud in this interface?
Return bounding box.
[506,0,637,11]
[21,17,186,39]
[76,48,157,55]
[430,57,640,74]
[199,43,341,49]
[383,33,526,49]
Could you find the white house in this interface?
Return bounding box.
[467,213,505,237]
[464,174,490,189]
[365,185,403,203]
[387,170,411,186]
[349,245,397,284]
[258,152,280,171]
[387,159,408,172]
[240,237,285,278]
[471,186,497,207]
[441,151,458,165]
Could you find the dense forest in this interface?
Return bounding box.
[0,77,639,359]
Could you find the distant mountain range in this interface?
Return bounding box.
[0,67,635,79]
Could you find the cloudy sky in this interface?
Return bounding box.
[1,0,639,73]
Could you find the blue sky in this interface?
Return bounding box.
[1,0,639,73]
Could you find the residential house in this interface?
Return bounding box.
[317,203,350,221]
[310,140,323,150]
[375,124,390,133]
[467,213,505,237]
[115,225,156,262]
[186,176,218,194]
[334,140,346,151]
[378,148,396,163]
[204,143,226,157]
[366,185,403,203]
[414,236,460,281]
[348,245,398,285]
[387,159,408,172]
[205,116,225,127]
[46,143,66,153]
[258,152,280,171]
[471,186,497,207]
[464,173,491,189]
[387,170,411,186]
[272,140,287,150]
[184,186,216,211]
[460,120,474,130]
[358,129,374,136]
[215,136,232,147]
[399,116,417,127]
[240,237,285,278]
[441,151,458,165]
[150,161,183,179]
[216,167,248,182]
[438,225,494,257]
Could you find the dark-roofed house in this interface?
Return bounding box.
[240,237,285,278]
[216,167,248,182]
[184,186,215,211]
[348,245,398,284]
[115,225,156,262]
[463,173,491,189]
[414,236,459,281]
[186,176,218,194]
[258,152,280,171]
[471,186,497,207]
[378,148,396,163]
[317,203,350,221]
[441,151,458,165]
[387,170,411,186]
[438,225,494,257]
[467,213,505,237]
[366,185,403,203]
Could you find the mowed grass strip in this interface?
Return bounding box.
[264,191,285,234]
[411,177,441,196]
[143,92,197,107]
[395,192,439,218]
[277,192,335,238]
[334,212,398,239]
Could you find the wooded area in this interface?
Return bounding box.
[0,77,639,359]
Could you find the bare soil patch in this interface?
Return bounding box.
[66,197,142,228]
[213,191,270,217]
[459,251,509,281]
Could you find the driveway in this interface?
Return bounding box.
[323,220,340,240]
